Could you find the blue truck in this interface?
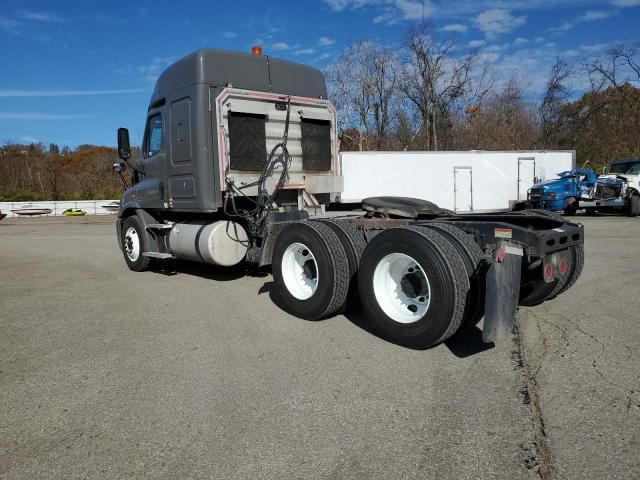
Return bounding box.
[526,169,598,215]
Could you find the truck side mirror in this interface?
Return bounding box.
[117,128,131,160]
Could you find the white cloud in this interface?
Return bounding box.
[294,48,316,55]
[441,23,468,33]
[534,36,545,43]
[468,39,486,48]
[480,52,500,63]
[610,0,640,6]
[223,31,237,39]
[549,21,574,33]
[373,10,395,24]
[514,37,528,45]
[21,135,39,143]
[562,49,580,57]
[20,11,64,22]
[475,9,526,36]
[548,8,616,35]
[395,0,431,20]
[579,42,614,54]
[0,16,21,34]
[0,112,91,120]
[0,89,147,97]
[318,36,335,47]
[327,0,430,24]
[485,42,510,52]
[130,57,176,82]
[324,0,351,11]
[579,10,615,21]
[271,42,290,51]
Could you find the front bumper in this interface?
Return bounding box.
[580,197,625,208]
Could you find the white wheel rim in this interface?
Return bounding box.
[281,242,319,300]
[124,226,141,262]
[373,253,431,324]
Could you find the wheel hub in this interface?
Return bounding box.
[302,258,317,280]
[281,242,319,300]
[124,226,140,262]
[400,268,427,299]
[372,253,431,324]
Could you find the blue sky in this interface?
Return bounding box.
[1,0,639,148]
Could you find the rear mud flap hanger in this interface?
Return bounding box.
[483,242,523,343]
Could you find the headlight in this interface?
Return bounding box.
[547,192,556,200]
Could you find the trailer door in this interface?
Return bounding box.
[518,157,536,201]
[454,166,473,212]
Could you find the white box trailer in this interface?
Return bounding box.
[340,150,576,212]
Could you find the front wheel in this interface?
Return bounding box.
[627,193,640,217]
[563,197,578,216]
[121,215,151,272]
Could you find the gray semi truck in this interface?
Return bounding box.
[113,48,585,349]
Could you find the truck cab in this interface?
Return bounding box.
[579,157,640,216]
[117,48,342,218]
[527,168,596,215]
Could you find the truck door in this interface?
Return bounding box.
[166,97,198,209]
[454,166,473,212]
[137,109,166,209]
[518,157,536,201]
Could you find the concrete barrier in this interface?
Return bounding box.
[0,200,119,218]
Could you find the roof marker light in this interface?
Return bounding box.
[252,46,263,56]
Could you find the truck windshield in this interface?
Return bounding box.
[610,161,640,174]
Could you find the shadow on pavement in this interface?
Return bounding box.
[261,280,495,356]
[155,260,268,282]
[445,325,495,358]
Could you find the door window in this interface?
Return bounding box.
[145,114,163,157]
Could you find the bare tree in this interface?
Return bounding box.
[540,56,572,145]
[326,42,400,150]
[399,23,488,150]
[586,43,640,125]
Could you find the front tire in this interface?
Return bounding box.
[563,197,578,216]
[121,215,151,272]
[627,193,640,217]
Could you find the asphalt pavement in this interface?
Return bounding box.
[0,214,638,479]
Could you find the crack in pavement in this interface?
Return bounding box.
[536,309,618,388]
[523,306,640,436]
[513,318,555,480]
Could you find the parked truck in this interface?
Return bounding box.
[526,168,597,215]
[113,48,585,348]
[579,157,640,216]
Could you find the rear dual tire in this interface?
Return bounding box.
[357,227,470,349]
[420,223,487,328]
[520,244,585,306]
[314,219,367,311]
[271,221,350,320]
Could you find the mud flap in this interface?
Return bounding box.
[483,243,523,343]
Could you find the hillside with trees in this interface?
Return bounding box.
[0,143,137,201]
